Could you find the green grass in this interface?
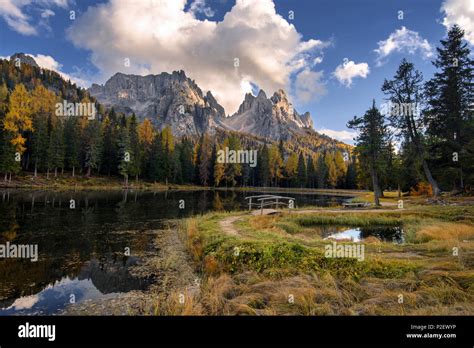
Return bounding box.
[176,203,474,315]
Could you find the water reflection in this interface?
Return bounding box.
[323,226,404,243]
[0,189,351,315]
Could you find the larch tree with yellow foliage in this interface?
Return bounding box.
[4,84,33,155]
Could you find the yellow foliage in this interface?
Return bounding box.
[410,182,433,196]
[4,84,33,153]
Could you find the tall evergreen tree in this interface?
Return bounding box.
[258,144,270,187]
[83,120,102,177]
[297,152,307,188]
[128,114,142,181]
[306,155,317,188]
[117,116,132,185]
[64,117,80,177]
[382,59,440,196]
[348,101,388,206]
[424,25,474,191]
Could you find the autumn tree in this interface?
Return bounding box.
[268,143,283,186]
[4,84,33,155]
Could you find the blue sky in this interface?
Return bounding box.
[0,0,472,144]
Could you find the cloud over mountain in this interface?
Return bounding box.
[67,0,328,114]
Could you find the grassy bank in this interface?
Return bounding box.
[0,173,362,194]
[0,173,208,191]
[172,205,474,315]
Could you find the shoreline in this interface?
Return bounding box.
[0,174,366,196]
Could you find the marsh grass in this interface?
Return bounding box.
[174,205,474,315]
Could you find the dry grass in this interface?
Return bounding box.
[415,223,474,243]
[175,207,474,316]
[151,291,203,315]
[184,218,203,261]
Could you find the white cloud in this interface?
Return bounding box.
[189,0,215,18]
[67,0,329,114]
[441,0,474,45]
[313,56,323,65]
[317,128,357,143]
[41,9,55,18]
[24,53,89,88]
[0,0,70,36]
[374,26,433,66]
[293,69,326,103]
[333,60,369,87]
[7,294,39,310]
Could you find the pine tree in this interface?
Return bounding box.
[0,126,19,180]
[129,114,142,181]
[213,143,225,187]
[284,152,298,187]
[64,117,80,177]
[47,118,65,177]
[179,137,195,184]
[297,152,307,188]
[306,155,317,188]
[315,153,328,189]
[101,116,118,176]
[382,59,440,196]
[83,120,102,177]
[117,117,131,185]
[161,126,174,184]
[424,25,474,191]
[345,158,357,189]
[150,133,165,182]
[223,135,242,187]
[258,144,270,187]
[347,101,388,206]
[197,133,212,186]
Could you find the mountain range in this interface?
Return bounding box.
[89,70,314,140]
[5,53,349,153]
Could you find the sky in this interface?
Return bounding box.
[0,0,473,144]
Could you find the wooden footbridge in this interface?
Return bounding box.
[244,194,296,215]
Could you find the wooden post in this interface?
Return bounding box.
[261,200,264,215]
[249,197,252,212]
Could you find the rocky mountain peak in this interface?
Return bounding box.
[9,53,39,68]
[257,89,267,99]
[271,89,288,104]
[89,70,226,136]
[89,69,315,140]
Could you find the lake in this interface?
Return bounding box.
[0,189,351,315]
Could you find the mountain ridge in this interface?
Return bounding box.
[88,70,317,141]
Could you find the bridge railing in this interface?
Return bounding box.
[244,195,296,214]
